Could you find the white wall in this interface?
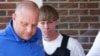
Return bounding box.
[30,0,43,8]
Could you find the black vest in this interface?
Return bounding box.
[45,34,70,56]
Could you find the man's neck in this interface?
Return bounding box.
[44,32,59,41]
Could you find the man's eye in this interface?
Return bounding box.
[48,22,52,23]
[48,21,53,23]
[23,23,28,26]
[41,22,45,24]
[32,24,36,27]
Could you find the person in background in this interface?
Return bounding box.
[87,31,100,56]
[38,5,85,56]
[0,0,45,56]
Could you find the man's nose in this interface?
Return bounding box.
[26,26,32,33]
[44,23,48,29]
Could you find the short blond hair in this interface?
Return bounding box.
[39,5,59,21]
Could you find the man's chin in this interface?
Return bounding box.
[22,36,32,40]
[43,35,49,38]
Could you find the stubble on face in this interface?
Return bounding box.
[13,8,39,40]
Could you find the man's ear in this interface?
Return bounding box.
[12,13,16,21]
[55,20,59,29]
[56,20,59,25]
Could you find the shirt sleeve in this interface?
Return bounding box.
[34,27,42,45]
[86,31,100,56]
[36,27,42,40]
[67,37,85,56]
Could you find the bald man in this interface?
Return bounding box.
[0,0,45,56]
